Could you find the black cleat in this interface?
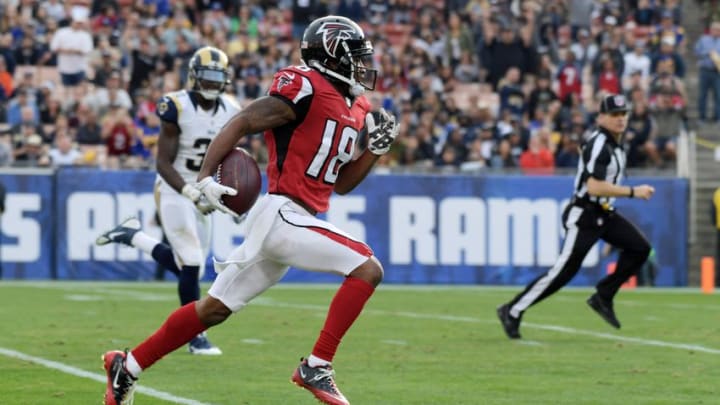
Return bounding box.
[497,303,522,339]
[96,217,141,247]
[291,358,349,405]
[102,350,137,405]
[587,293,621,329]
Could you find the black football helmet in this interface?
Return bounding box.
[300,15,377,96]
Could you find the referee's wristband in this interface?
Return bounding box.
[628,187,634,198]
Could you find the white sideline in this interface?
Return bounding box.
[0,347,213,405]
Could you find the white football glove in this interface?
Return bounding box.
[181,183,215,215]
[196,176,238,217]
[366,108,399,155]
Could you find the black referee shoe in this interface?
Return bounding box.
[587,293,621,329]
[497,303,522,339]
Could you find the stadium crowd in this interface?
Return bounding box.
[0,0,690,173]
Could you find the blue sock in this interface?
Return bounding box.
[151,244,180,277]
[178,265,200,305]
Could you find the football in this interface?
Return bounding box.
[216,148,262,216]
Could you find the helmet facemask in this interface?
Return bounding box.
[192,67,228,100]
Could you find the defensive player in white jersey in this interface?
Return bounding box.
[96,46,241,355]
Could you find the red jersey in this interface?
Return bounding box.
[557,64,582,102]
[266,66,371,213]
[106,123,132,156]
[597,70,620,95]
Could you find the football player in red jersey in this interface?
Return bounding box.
[101,16,399,405]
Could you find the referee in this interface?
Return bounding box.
[497,94,655,339]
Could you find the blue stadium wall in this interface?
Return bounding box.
[0,168,688,286]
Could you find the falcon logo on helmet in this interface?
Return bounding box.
[316,22,356,58]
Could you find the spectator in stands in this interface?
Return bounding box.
[626,100,661,168]
[443,11,475,69]
[437,125,468,167]
[9,105,43,141]
[0,34,16,77]
[14,34,48,65]
[49,114,72,143]
[49,6,93,90]
[570,28,598,69]
[92,49,119,88]
[623,69,645,95]
[154,42,175,77]
[47,131,82,167]
[652,36,685,78]
[593,38,624,80]
[131,109,160,165]
[555,132,581,168]
[596,57,622,96]
[454,50,482,83]
[649,58,687,103]
[490,136,517,169]
[519,133,554,174]
[13,133,49,167]
[694,21,720,124]
[650,87,683,164]
[83,70,132,116]
[76,107,102,145]
[634,0,656,26]
[127,38,157,98]
[101,107,134,169]
[557,49,582,105]
[482,13,535,89]
[623,40,651,82]
[235,66,262,101]
[461,136,487,171]
[498,67,525,120]
[41,0,66,23]
[38,90,62,125]
[527,72,557,117]
[411,125,437,166]
[652,10,685,52]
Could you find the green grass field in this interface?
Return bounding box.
[0,282,718,404]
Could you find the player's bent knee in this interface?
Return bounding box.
[349,256,384,287]
[195,296,232,327]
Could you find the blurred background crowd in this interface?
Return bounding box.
[0,0,694,173]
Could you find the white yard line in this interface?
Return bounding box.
[252,299,720,355]
[0,347,213,405]
[6,283,720,356]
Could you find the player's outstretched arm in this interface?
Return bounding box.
[197,96,295,181]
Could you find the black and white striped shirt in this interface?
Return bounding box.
[573,127,626,207]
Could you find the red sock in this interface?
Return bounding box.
[312,277,375,363]
[131,302,206,369]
